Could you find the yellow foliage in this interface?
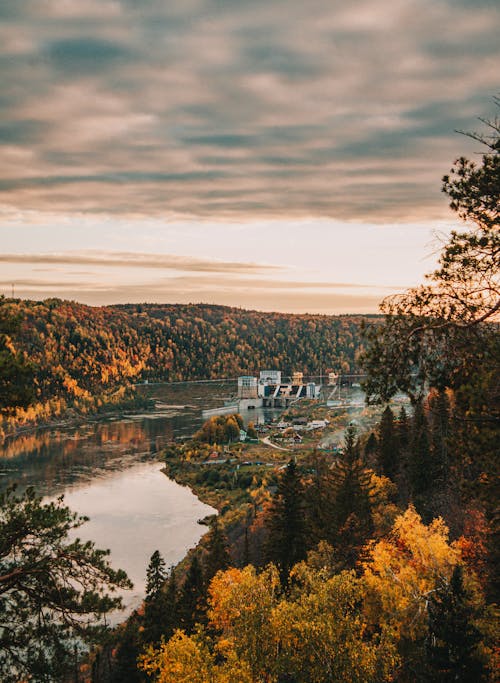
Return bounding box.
[139,629,253,683]
[362,505,460,640]
[208,565,280,680]
[272,568,398,683]
[140,630,212,682]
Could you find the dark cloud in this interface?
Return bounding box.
[44,38,136,76]
[0,119,49,144]
[0,171,227,192]
[0,0,498,221]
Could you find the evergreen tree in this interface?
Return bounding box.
[144,551,171,645]
[156,567,180,644]
[108,613,145,683]
[409,402,434,521]
[204,518,231,586]
[425,565,485,682]
[428,389,450,487]
[305,451,337,548]
[364,431,378,466]
[398,405,409,450]
[146,550,167,599]
[329,424,374,568]
[377,406,399,480]
[0,486,131,683]
[178,554,205,633]
[395,404,412,507]
[265,458,308,583]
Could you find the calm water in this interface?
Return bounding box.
[0,384,277,618]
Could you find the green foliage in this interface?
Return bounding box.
[144,551,173,646]
[146,550,167,600]
[361,112,499,597]
[328,425,375,566]
[265,459,308,583]
[178,555,205,633]
[203,519,231,586]
[361,110,498,405]
[0,485,132,683]
[425,565,486,682]
[377,406,399,480]
[107,613,145,683]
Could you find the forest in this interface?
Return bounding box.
[0,299,369,438]
[0,112,498,682]
[94,110,499,682]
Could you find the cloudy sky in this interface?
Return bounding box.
[0,0,498,313]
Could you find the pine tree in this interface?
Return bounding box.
[409,402,434,521]
[305,451,337,547]
[109,613,145,683]
[146,550,166,600]
[329,424,374,568]
[162,567,179,641]
[377,406,399,480]
[204,518,231,585]
[364,431,378,466]
[144,551,169,645]
[265,458,308,583]
[398,404,409,441]
[425,565,485,682]
[178,554,205,633]
[428,389,450,487]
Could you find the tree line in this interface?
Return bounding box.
[0,300,370,436]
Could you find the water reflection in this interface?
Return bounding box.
[0,411,203,497]
[61,461,216,619]
[0,392,276,619]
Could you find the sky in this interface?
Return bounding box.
[0,0,498,313]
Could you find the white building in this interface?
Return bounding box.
[259,370,281,384]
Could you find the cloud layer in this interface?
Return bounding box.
[1,0,498,222]
[0,251,280,274]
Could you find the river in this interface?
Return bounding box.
[0,382,276,618]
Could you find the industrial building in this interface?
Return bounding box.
[236,369,324,409]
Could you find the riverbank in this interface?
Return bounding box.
[0,391,154,444]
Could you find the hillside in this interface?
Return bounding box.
[0,298,374,434]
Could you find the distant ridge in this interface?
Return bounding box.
[0,298,376,428]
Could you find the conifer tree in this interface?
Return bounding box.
[265,458,307,583]
[144,551,169,645]
[398,405,409,449]
[425,565,485,682]
[364,431,378,466]
[109,613,145,683]
[305,451,337,547]
[408,401,434,521]
[161,567,180,642]
[146,550,167,599]
[329,424,374,568]
[204,518,231,585]
[377,406,399,480]
[179,554,205,633]
[428,389,450,486]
